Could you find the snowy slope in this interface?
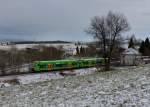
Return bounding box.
[1,65,150,106]
[0,68,97,86]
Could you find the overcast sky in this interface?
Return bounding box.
[0,0,150,41]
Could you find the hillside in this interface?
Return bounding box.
[1,64,150,106]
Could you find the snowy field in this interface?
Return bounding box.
[1,65,150,106]
[0,68,97,86]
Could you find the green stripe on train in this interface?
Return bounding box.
[33,58,105,72]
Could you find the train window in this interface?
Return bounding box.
[91,61,95,64]
[72,62,77,66]
[55,63,63,67]
[97,60,101,64]
[38,64,46,68]
[83,61,89,65]
[55,62,68,67]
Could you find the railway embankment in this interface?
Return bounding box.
[1,64,150,106]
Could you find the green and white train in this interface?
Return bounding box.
[33,58,105,72]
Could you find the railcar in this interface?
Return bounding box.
[33,58,105,72]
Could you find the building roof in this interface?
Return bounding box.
[122,48,139,55]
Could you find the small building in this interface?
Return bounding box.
[120,48,142,66]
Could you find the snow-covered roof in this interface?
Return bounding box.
[122,48,139,55]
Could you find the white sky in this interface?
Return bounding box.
[0,0,149,41]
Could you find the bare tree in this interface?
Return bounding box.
[87,11,130,70]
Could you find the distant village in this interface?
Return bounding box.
[0,37,146,59]
[0,40,87,57]
[0,37,141,57]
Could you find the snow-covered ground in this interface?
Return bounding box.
[0,68,97,86]
[0,43,76,51]
[1,65,150,106]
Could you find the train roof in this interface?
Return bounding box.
[34,57,104,63]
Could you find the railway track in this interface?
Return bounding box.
[0,60,121,76]
[0,64,98,77]
[0,63,33,76]
[1,57,149,77]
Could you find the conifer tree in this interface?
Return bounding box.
[76,46,79,56]
[128,37,134,48]
[145,37,150,49]
[139,41,145,54]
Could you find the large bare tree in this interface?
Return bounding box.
[87,11,130,70]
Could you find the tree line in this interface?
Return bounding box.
[139,37,150,56]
